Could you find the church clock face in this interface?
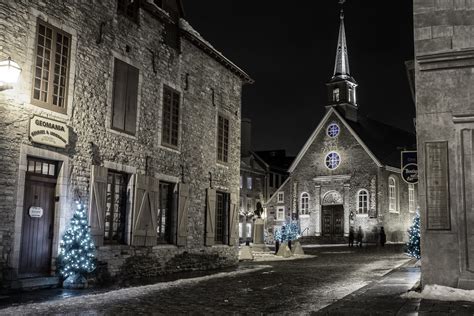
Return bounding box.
[325,151,341,170]
[327,123,340,138]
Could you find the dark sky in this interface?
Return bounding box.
[182,1,415,156]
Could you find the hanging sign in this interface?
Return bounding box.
[401,151,418,184]
[29,115,69,148]
[29,206,43,218]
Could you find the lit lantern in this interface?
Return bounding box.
[0,57,21,88]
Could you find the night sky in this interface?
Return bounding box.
[182,1,415,156]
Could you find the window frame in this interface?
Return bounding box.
[247,176,253,190]
[325,151,341,170]
[333,87,340,102]
[215,191,230,244]
[300,192,310,215]
[156,181,176,244]
[277,192,284,203]
[31,19,72,114]
[388,176,399,213]
[104,170,129,245]
[161,85,181,149]
[217,113,230,164]
[327,123,340,138]
[276,206,285,221]
[356,189,369,215]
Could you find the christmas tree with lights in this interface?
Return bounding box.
[274,220,300,243]
[406,211,421,259]
[57,201,96,288]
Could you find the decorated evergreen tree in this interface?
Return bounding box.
[406,211,421,259]
[274,220,300,243]
[57,201,96,287]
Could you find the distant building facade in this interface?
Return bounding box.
[414,0,474,289]
[0,0,251,288]
[265,8,417,244]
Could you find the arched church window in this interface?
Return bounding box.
[388,176,399,212]
[325,152,341,170]
[333,88,340,102]
[300,192,310,215]
[357,189,369,214]
[327,123,340,138]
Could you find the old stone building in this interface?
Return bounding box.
[265,8,417,244]
[0,0,251,289]
[413,0,474,289]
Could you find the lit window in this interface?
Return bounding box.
[333,88,340,102]
[277,192,284,203]
[389,176,398,212]
[300,192,309,215]
[357,189,369,214]
[247,177,252,190]
[276,206,285,220]
[325,152,341,170]
[239,223,243,238]
[240,176,243,189]
[408,184,415,213]
[246,223,252,238]
[327,123,340,138]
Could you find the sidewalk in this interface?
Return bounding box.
[316,261,474,315]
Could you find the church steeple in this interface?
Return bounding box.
[333,8,350,79]
[326,1,358,122]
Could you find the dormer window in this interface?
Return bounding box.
[348,87,353,103]
[333,88,340,102]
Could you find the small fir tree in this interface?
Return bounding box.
[406,211,421,259]
[57,201,96,279]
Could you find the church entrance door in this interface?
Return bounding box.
[321,205,344,238]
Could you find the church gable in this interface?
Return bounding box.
[289,108,382,178]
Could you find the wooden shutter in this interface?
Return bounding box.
[176,183,190,246]
[205,189,216,246]
[229,191,239,246]
[89,165,107,247]
[112,59,127,131]
[125,65,138,134]
[132,175,158,246]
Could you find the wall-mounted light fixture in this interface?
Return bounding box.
[0,57,21,91]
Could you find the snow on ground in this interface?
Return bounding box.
[402,284,474,302]
[251,252,315,262]
[0,265,272,315]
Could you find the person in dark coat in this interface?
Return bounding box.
[356,226,363,247]
[348,226,355,247]
[379,226,386,247]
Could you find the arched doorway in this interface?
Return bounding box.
[321,191,344,239]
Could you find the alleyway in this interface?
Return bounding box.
[0,245,411,315]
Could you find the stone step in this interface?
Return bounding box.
[10,276,60,291]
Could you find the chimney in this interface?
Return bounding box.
[241,118,251,157]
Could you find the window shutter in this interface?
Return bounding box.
[176,183,190,246]
[112,59,127,131]
[229,191,239,246]
[125,65,139,134]
[89,165,107,247]
[132,175,158,246]
[205,188,216,246]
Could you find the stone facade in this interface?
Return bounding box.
[0,0,251,287]
[265,109,417,244]
[414,0,474,289]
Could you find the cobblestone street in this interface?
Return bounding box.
[0,245,411,315]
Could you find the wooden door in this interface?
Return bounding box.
[322,205,344,238]
[19,177,56,275]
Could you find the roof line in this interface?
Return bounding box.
[265,176,292,206]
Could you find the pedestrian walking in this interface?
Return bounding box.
[379,226,386,247]
[356,226,363,247]
[348,226,354,247]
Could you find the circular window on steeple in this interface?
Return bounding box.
[327,123,340,138]
[325,152,341,170]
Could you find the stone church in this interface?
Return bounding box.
[265,9,417,243]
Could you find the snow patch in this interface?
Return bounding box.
[402,284,474,302]
[0,265,271,315]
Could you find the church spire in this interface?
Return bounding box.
[333,5,350,79]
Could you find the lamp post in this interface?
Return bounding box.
[0,57,22,91]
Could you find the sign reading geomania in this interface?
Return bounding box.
[29,115,69,148]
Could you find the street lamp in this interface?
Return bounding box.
[0,57,22,91]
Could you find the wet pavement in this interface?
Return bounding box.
[0,245,411,315]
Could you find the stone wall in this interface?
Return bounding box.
[414,0,474,289]
[0,0,247,286]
